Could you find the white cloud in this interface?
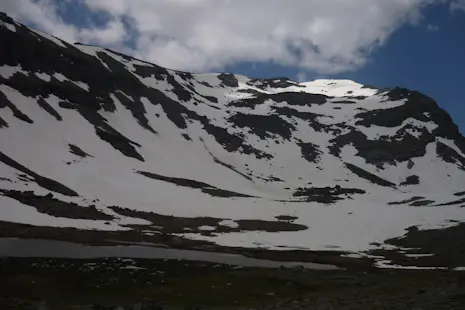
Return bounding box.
[0,0,126,46]
[0,0,462,74]
[296,72,308,82]
[79,19,127,45]
[0,0,78,42]
[450,0,465,11]
[427,24,440,31]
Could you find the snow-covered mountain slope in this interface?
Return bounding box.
[1,13,465,266]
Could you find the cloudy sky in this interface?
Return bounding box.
[1,0,465,131]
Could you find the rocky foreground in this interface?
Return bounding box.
[2,258,465,310]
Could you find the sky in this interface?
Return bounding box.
[1,0,464,133]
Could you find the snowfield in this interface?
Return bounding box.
[1,12,465,268]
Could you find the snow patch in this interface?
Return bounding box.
[35,72,51,82]
[0,21,16,32]
[0,65,28,79]
[218,220,240,229]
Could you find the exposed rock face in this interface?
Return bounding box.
[1,12,465,265]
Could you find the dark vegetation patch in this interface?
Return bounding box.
[275,215,298,222]
[0,220,357,270]
[388,196,425,205]
[201,123,273,159]
[272,106,330,132]
[201,142,253,181]
[183,81,219,104]
[454,191,465,197]
[293,186,365,204]
[298,142,322,163]
[5,256,465,310]
[197,80,213,88]
[68,144,92,158]
[229,92,328,109]
[109,206,307,234]
[181,133,191,141]
[137,171,254,198]
[132,63,167,80]
[0,19,309,162]
[400,175,420,186]
[109,206,221,234]
[409,200,435,207]
[344,163,396,187]
[0,32,147,162]
[202,95,218,103]
[343,95,367,100]
[235,219,306,232]
[229,113,295,140]
[263,175,284,183]
[37,97,62,121]
[0,115,7,127]
[58,101,75,109]
[0,220,210,249]
[164,73,193,102]
[324,88,465,166]
[217,73,239,87]
[329,130,434,166]
[434,198,465,207]
[113,91,156,134]
[212,157,252,181]
[358,88,463,143]
[436,142,465,170]
[0,190,112,220]
[273,92,328,106]
[246,77,300,89]
[374,222,465,268]
[95,127,144,162]
[0,87,33,123]
[332,100,356,104]
[0,151,78,196]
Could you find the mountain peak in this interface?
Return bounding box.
[1,12,465,269]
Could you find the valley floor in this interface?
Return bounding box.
[1,257,465,310]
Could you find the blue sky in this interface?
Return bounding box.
[1,0,464,132]
[226,4,465,133]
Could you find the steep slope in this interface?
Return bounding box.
[1,13,465,268]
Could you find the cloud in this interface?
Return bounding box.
[450,0,465,11]
[296,72,308,82]
[0,0,78,42]
[0,0,126,46]
[427,24,440,31]
[79,19,127,45]
[0,0,462,74]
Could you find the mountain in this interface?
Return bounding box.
[1,12,465,269]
